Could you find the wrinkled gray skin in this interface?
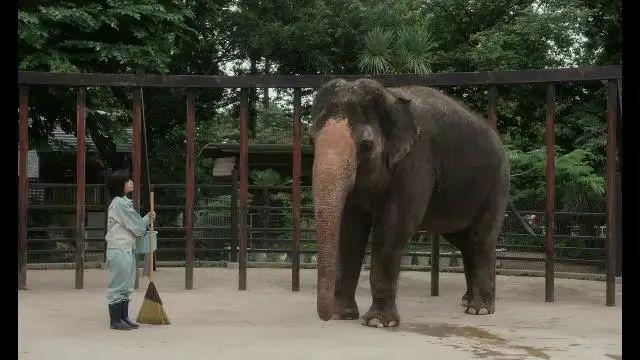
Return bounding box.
[310,78,510,328]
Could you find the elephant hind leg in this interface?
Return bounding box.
[333,206,371,320]
[442,233,472,307]
[447,189,507,315]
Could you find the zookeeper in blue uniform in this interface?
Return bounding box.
[105,170,156,330]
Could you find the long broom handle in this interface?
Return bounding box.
[140,87,155,281]
[149,191,155,282]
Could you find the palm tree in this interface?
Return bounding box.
[357,26,436,74]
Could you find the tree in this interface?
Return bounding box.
[357,26,437,74]
[19,0,197,168]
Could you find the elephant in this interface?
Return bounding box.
[309,78,510,328]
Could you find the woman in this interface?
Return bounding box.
[105,170,155,330]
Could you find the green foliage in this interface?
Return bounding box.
[19,0,619,240]
[19,0,195,73]
[357,27,394,74]
[358,26,436,74]
[507,145,605,213]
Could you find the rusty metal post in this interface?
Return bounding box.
[545,84,556,303]
[75,87,87,289]
[230,168,239,262]
[488,86,498,130]
[185,92,196,290]
[239,88,249,290]
[18,85,29,290]
[430,234,439,296]
[292,88,302,292]
[132,88,142,289]
[606,80,618,306]
[103,167,112,263]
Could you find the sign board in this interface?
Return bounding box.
[28,150,39,178]
[18,148,39,178]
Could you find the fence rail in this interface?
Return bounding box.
[18,66,620,306]
[18,66,621,87]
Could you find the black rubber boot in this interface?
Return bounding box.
[109,302,132,330]
[121,300,139,329]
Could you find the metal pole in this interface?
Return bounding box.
[239,88,249,290]
[430,234,439,296]
[185,92,196,290]
[545,83,556,303]
[103,167,112,264]
[75,87,87,289]
[606,80,618,306]
[230,169,239,262]
[292,88,302,292]
[18,85,29,290]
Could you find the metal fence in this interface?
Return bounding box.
[24,183,607,272]
[18,66,621,305]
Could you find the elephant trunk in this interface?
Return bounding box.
[312,119,357,321]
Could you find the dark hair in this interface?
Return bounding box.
[107,169,131,198]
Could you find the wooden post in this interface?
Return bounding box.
[75,87,87,289]
[230,169,239,262]
[239,88,249,290]
[185,92,196,290]
[292,88,302,292]
[132,88,142,289]
[18,85,29,290]
[430,234,439,296]
[488,86,498,130]
[606,80,618,306]
[545,83,556,303]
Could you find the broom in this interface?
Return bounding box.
[136,193,170,324]
[136,86,170,325]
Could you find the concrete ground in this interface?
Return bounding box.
[19,268,621,360]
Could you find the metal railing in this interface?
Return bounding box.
[18,66,621,305]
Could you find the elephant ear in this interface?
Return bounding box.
[382,90,421,169]
[309,78,348,139]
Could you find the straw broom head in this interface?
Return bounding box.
[136,191,170,325]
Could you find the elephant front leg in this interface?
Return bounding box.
[364,205,419,328]
[363,246,404,327]
[333,206,371,320]
[363,160,432,327]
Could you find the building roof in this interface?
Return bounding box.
[201,143,315,179]
[40,126,132,153]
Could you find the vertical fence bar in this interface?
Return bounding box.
[488,86,498,130]
[239,88,249,290]
[430,234,439,296]
[103,167,112,262]
[606,80,618,306]
[75,87,87,289]
[230,168,238,262]
[185,92,196,290]
[488,85,499,294]
[132,88,142,289]
[18,85,29,290]
[615,78,622,278]
[292,88,302,292]
[545,83,556,302]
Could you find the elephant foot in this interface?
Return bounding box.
[464,290,494,315]
[362,304,400,328]
[461,291,472,307]
[332,297,359,320]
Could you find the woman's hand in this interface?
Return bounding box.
[147,211,156,221]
